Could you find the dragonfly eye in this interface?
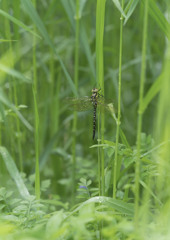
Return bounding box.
[92,88,99,93]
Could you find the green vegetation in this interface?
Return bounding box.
[0,0,170,239]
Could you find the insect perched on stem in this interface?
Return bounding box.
[67,88,114,140]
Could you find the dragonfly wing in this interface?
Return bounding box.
[66,96,93,112]
[97,96,115,113]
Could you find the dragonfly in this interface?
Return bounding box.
[67,88,114,140]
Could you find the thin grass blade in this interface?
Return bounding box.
[0,9,41,39]
[0,90,33,131]
[111,0,127,18]
[0,147,30,199]
[21,0,77,96]
[124,0,140,25]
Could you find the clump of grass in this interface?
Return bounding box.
[0,0,169,239]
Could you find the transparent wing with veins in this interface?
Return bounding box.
[66,95,113,112]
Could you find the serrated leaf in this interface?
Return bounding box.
[80,178,87,185]
[5,191,13,199]
[87,180,92,186]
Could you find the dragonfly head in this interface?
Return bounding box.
[92,88,99,93]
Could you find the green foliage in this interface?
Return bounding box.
[0,0,169,239]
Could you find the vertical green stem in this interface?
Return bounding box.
[98,118,101,196]
[113,0,124,199]
[96,0,106,197]
[32,0,40,199]
[134,0,148,225]
[12,1,23,172]
[72,0,80,202]
[3,1,23,171]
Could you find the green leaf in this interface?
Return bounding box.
[0,147,30,199]
[80,178,87,185]
[104,197,134,216]
[0,9,41,39]
[111,0,127,18]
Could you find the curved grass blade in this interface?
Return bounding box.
[0,90,33,131]
[141,72,163,113]
[0,64,31,84]
[66,196,134,219]
[21,0,77,96]
[61,0,95,79]
[0,147,30,199]
[0,9,41,39]
[0,39,17,42]
[145,0,170,40]
[124,0,140,25]
[111,0,127,18]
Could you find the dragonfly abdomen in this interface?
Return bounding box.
[93,104,97,140]
[91,88,100,140]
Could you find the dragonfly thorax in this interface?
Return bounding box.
[91,88,101,100]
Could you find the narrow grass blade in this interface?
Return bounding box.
[0,90,33,131]
[21,0,77,96]
[141,72,163,113]
[0,39,17,42]
[145,0,170,40]
[67,196,134,218]
[111,0,126,18]
[0,9,41,39]
[61,0,95,79]
[119,128,131,149]
[0,64,31,83]
[0,147,30,199]
[124,0,140,25]
[39,133,59,171]
[140,180,162,206]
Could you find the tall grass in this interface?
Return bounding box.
[113,0,124,199]
[96,0,106,196]
[0,0,169,239]
[134,0,148,224]
[72,0,80,202]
